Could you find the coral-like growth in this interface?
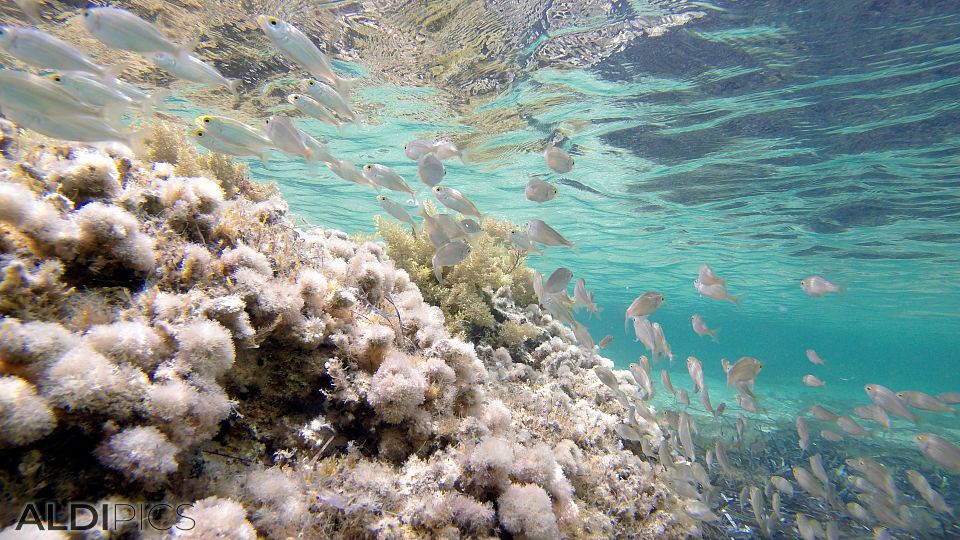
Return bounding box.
[0,132,690,539]
[97,426,179,486]
[0,376,56,447]
[376,212,537,338]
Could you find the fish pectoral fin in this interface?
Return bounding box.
[228,79,242,97]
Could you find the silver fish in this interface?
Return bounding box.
[937,391,960,404]
[257,15,350,96]
[820,429,843,442]
[796,513,823,540]
[629,362,653,399]
[573,278,598,314]
[699,386,715,415]
[195,115,271,149]
[694,280,739,304]
[432,140,462,161]
[676,388,690,407]
[687,356,705,394]
[905,469,954,518]
[865,384,919,424]
[431,241,471,283]
[363,164,415,195]
[796,416,810,451]
[190,127,269,166]
[288,93,342,128]
[420,210,450,248]
[593,366,619,391]
[543,268,573,294]
[626,292,665,321]
[1,106,139,149]
[771,476,794,497]
[715,440,733,476]
[726,357,762,389]
[327,159,375,187]
[836,415,872,437]
[151,51,239,96]
[854,404,891,430]
[265,115,314,161]
[598,335,612,349]
[81,7,186,55]
[404,139,435,160]
[897,390,953,412]
[806,348,826,365]
[803,374,826,387]
[433,186,481,218]
[0,70,103,119]
[300,78,355,121]
[47,71,133,115]
[526,219,574,247]
[810,405,839,421]
[685,500,719,522]
[0,26,107,77]
[698,263,726,286]
[678,412,695,462]
[801,275,842,297]
[793,467,825,499]
[915,433,960,473]
[508,229,543,255]
[691,314,718,341]
[544,146,574,173]
[376,195,416,227]
[660,369,676,395]
[571,321,594,353]
[417,154,445,187]
[458,218,480,235]
[525,177,558,203]
[810,454,828,484]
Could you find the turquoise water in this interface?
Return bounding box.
[216,0,960,401]
[4,0,959,535]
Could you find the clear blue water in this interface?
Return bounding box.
[216,0,960,402]
[4,0,959,534]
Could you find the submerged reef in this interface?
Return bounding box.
[0,132,699,538]
[375,213,537,341]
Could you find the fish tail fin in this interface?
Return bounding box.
[731,294,741,306]
[624,315,630,336]
[458,148,470,165]
[258,150,270,170]
[711,329,720,342]
[227,79,242,97]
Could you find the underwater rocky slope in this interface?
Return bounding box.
[0,126,708,538]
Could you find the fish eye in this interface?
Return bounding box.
[195,130,203,136]
[53,75,61,82]
[202,117,210,123]
[268,17,278,26]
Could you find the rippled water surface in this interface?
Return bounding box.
[3,0,959,536]
[219,0,960,393]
